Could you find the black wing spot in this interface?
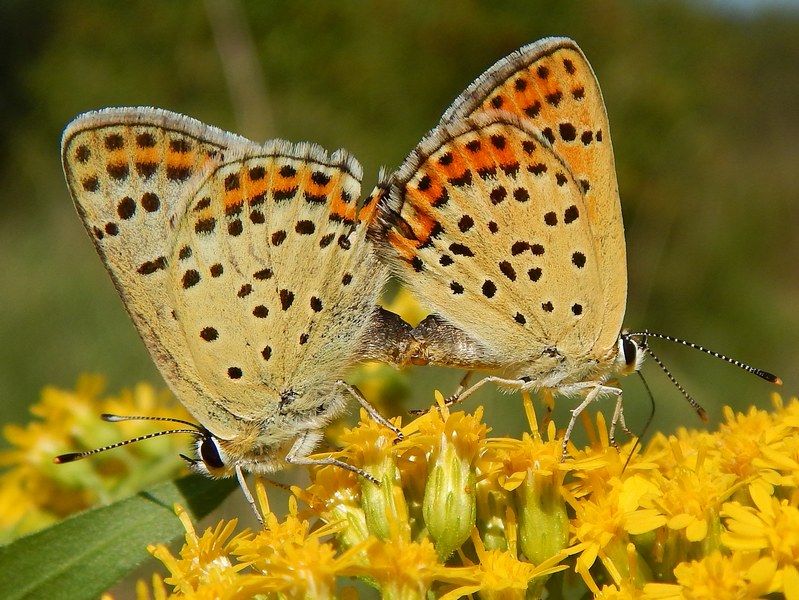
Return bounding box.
[195,218,216,234]
[564,205,579,223]
[182,269,200,289]
[82,176,99,192]
[117,196,136,220]
[511,241,529,256]
[559,123,577,141]
[228,219,243,236]
[224,173,240,191]
[499,261,516,281]
[272,230,287,246]
[490,186,507,205]
[513,188,529,203]
[458,215,474,232]
[138,256,167,275]
[200,327,218,341]
[280,289,294,310]
[295,220,315,235]
[449,243,474,257]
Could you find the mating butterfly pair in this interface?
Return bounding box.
[58,37,779,492]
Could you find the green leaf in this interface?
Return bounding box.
[0,474,238,600]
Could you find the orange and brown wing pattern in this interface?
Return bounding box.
[444,38,626,350]
[62,108,255,436]
[169,144,386,422]
[61,108,386,439]
[372,37,626,363]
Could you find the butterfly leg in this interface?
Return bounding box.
[608,391,633,449]
[235,465,265,528]
[285,429,381,485]
[408,370,474,415]
[561,383,623,460]
[338,380,404,442]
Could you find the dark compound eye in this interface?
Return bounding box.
[200,437,224,469]
[622,336,638,367]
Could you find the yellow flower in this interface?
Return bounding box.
[437,531,568,600]
[648,444,735,545]
[344,535,443,599]
[15,373,799,599]
[643,550,772,600]
[484,420,571,566]
[416,400,485,559]
[148,506,248,597]
[721,485,799,598]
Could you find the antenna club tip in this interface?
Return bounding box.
[53,453,79,464]
[773,376,783,386]
[698,408,710,423]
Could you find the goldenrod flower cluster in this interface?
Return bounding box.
[144,393,799,599]
[3,377,799,598]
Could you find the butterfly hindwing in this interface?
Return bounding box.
[170,146,385,421]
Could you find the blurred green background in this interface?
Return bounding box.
[1,0,797,449]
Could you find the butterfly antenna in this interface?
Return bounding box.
[623,371,657,471]
[53,413,204,464]
[99,413,205,429]
[629,331,782,385]
[635,339,709,423]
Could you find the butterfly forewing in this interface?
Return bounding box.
[62,108,260,435]
[443,37,626,353]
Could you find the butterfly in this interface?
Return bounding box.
[59,107,411,488]
[370,37,780,455]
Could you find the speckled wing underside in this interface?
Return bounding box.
[62,108,385,439]
[373,37,626,366]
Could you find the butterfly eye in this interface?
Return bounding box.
[622,336,638,367]
[200,436,225,469]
